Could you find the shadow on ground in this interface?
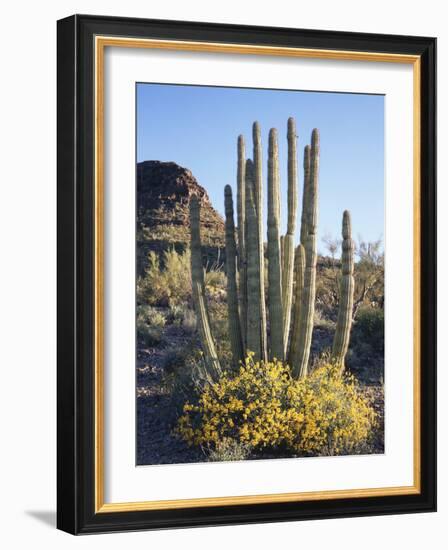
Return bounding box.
[25,510,56,528]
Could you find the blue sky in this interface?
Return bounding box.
[137,83,384,253]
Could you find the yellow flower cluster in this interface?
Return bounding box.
[177,354,377,457]
[287,364,376,455]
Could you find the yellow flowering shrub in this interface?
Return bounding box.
[177,354,376,457]
[287,363,376,455]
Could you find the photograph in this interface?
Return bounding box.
[0,0,442,542]
[135,83,385,466]
[54,12,436,535]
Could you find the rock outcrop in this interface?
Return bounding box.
[137,161,225,274]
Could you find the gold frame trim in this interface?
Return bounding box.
[94,35,422,513]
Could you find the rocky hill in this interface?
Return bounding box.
[137,161,225,275]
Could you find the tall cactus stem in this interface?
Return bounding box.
[244,159,263,361]
[280,235,285,271]
[332,210,355,368]
[293,130,319,378]
[300,145,311,247]
[267,128,284,361]
[282,117,298,354]
[236,135,247,347]
[189,196,221,379]
[288,244,305,374]
[253,122,268,362]
[224,185,244,367]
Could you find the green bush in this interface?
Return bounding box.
[205,268,226,290]
[181,309,197,334]
[136,305,166,347]
[313,308,336,330]
[355,306,384,351]
[207,300,232,369]
[169,304,186,323]
[137,305,166,328]
[163,347,212,414]
[137,248,192,307]
[166,304,197,333]
[162,346,190,374]
[207,439,252,462]
[137,322,163,347]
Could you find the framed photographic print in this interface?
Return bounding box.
[57,14,436,534]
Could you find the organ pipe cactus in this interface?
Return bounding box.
[282,117,298,354]
[332,210,355,367]
[290,129,320,378]
[237,135,247,347]
[300,145,311,246]
[244,159,263,361]
[267,128,284,361]
[253,122,268,362]
[280,235,285,272]
[288,244,305,376]
[190,118,354,381]
[224,185,244,366]
[189,196,221,380]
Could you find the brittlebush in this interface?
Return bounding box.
[177,354,376,457]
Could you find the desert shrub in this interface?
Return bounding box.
[205,267,227,303]
[313,308,336,330]
[354,306,384,351]
[136,321,162,347]
[168,304,186,324]
[289,363,376,455]
[162,247,192,305]
[317,237,384,318]
[205,268,227,290]
[353,240,384,315]
[136,305,166,328]
[162,346,191,374]
[136,305,166,347]
[182,309,197,334]
[163,346,215,416]
[315,264,340,319]
[207,300,232,370]
[207,439,252,462]
[177,355,376,457]
[143,327,162,347]
[136,252,163,305]
[166,304,197,333]
[137,248,192,307]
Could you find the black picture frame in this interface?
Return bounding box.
[57,14,436,535]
